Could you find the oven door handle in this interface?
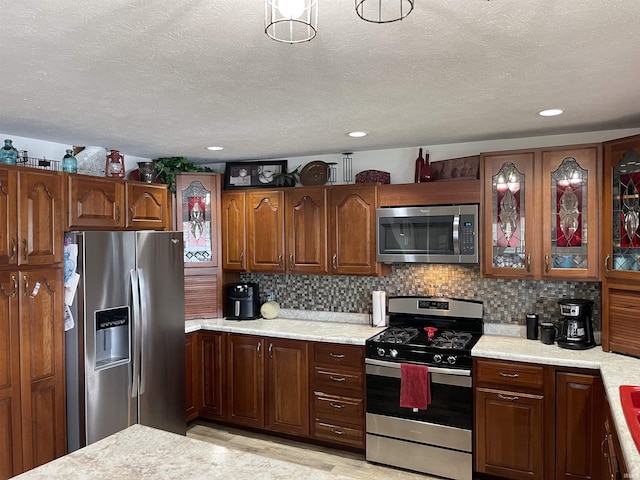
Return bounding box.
[365,358,472,388]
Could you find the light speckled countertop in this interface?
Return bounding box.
[474,335,640,477]
[12,424,351,479]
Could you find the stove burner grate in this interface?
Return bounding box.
[377,327,419,344]
[430,330,472,350]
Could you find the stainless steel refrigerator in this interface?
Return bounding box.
[64,231,185,452]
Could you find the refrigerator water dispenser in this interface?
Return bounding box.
[94,306,131,370]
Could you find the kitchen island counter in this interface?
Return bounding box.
[185,316,385,346]
[473,335,640,477]
[12,424,350,479]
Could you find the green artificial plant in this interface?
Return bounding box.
[154,157,215,193]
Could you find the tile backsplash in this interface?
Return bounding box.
[241,264,602,330]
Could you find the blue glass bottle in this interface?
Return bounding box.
[62,149,77,173]
[0,139,18,165]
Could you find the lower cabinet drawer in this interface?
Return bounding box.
[313,421,364,448]
[314,393,364,426]
[313,367,364,392]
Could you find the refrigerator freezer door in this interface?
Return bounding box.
[135,231,186,436]
[81,231,138,446]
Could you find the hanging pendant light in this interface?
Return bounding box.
[265,0,318,44]
[355,0,414,23]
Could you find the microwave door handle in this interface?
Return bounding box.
[453,214,460,255]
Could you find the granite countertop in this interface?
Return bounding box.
[12,424,351,479]
[473,335,640,477]
[185,309,386,346]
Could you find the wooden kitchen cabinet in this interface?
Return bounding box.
[603,395,629,479]
[66,174,125,229]
[310,342,365,449]
[185,333,198,422]
[602,134,640,355]
[481,144,601,280]
[226,334,309,436]
[125,181,170,230]
[200,331,226,420]
[0,268,66,476]
[474,359,549,480]
[221,191,247,271]
[0,165,63,268]
[175,174,223,319]
[246,190,286,272]
[555,371,604,480]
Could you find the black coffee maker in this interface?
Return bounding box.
[557,299,596,350]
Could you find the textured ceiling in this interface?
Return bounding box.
[2,0,640,163]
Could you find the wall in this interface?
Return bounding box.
[241,265,602,330]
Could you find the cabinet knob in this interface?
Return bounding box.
[544,254,550,273]
[332,254,338,270]
[526,254,531,273]
[22,239,28,261]
[268,343,273,358]
[604,254,610,273]
[23,275,28,296]
[10,238,16,261]
[289,253,294,270]
[239,252,244,268]
[11,274,17,297]
[257,341,261,357]
[278,254,284,269]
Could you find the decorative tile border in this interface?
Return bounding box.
[241,264,602,330]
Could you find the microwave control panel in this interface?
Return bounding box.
[459,214,476,255]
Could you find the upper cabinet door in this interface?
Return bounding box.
[247,190,285,272]
[285,187,328,274]
[0,167,18,267]
[17,169,63,266]
[329,185,379,276]
[66,175,125,230]
[221,191,247,272]
[541,146,600,280]
[176,174,220,268]
[603,134,640,280]
[482,152,538,278]
[125,182,170,230]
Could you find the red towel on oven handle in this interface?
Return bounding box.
[400,363,431,410]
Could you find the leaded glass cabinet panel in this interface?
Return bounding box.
[611,149,640,272]
[180,179,214,265]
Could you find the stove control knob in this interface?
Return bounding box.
[433,354,443,364]
[390,349,398,358]
[377,347,386,357]
[447,355,457,365]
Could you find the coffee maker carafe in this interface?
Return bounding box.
[557,299,596,350]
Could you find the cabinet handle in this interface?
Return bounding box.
[329,402,345,409]
[544,254,549,273]
[329,353,345,359]
[23,275,28,296]
[526,254,531,273]
[22,239,27,261]
[239,252,244,268]
[268,343,273,358]
[332,254,338,270]
[330,428,345,436]
[605,254,610,273]
[329,376,346,382]
[499,372,520,378]
[278,254,284,269]
[10,238,16,261]
[11,275,17,297]
[289,253,294,270]
[498,394,519,401]
[601,435,608,457]
[257,341,261,358]
[116,205,121,225]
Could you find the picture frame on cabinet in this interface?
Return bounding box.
[223,159,288,190]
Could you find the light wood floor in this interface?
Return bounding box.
[187,420,438,479]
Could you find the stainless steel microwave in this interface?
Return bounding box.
[376,204,479,264]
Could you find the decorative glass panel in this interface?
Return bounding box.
[612,149,640,271]
[550,157,588,269]
[181,180,212,263]
[492,162,526,268]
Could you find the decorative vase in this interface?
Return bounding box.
[0,139,18,165]
[414,148,424,183]
[62,149,78,173]
[137,161,157,183]
[419,151,434,182]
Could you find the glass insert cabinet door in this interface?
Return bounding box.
[179,179,215,266]
[483,152,536,277]
[611,149,640,272]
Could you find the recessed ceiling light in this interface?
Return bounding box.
[538,109,563,117]
[206,146,224,151]
[348,131,368,138]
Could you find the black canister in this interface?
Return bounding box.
[526,313,539,340]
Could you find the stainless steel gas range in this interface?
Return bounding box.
[365,296,483,480]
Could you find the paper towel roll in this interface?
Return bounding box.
[372,291,387,327]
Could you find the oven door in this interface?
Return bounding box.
[365,358,472,431]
